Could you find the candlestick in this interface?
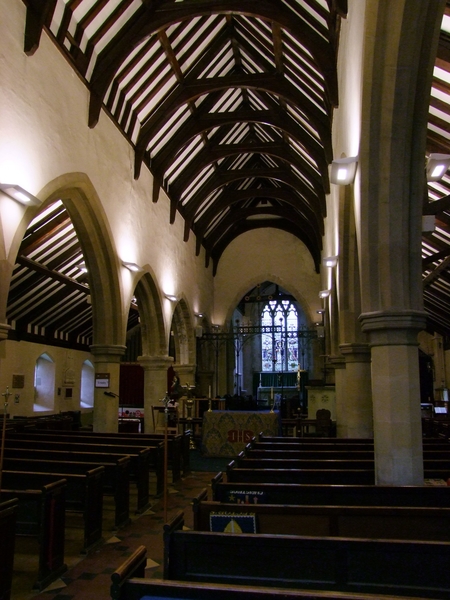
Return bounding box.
[208,385,211,398]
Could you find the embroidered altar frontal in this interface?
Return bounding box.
[201,410,280,457]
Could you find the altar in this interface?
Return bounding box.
[201,410,281,457]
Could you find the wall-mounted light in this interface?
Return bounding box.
[319,290,331,299]
[0,184,41,206]
[330,157,358,185]
[426,154,450,182]
[122,261,143,272]
[195,312,204,318]
[322,256,338,268]
[316,309,325,315]
[165,293,177,302]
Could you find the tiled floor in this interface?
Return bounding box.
[12,470,215,600]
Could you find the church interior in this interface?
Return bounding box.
[2,1,450,599]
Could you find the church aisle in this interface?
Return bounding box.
[12,470,214,600]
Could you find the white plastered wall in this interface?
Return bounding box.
[213,228,321,326]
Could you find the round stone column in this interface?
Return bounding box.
[138,354,174,432]
[339,343,373,439]
[0,323,11,359]
[90,344,126,432]
[360,311,427,485]
[328,355,345,437]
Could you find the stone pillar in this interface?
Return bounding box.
[90,344,126,433]
[328,355,345,437]
[196,370,215,397]
[0,323,11,359]
[360,311,426,485]
[339,343,372,438]
[139,354,173,432]
[175,364,196,389]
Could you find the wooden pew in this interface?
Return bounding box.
[110,545,416,600]
[193,488,450,541]
[57,429,189,479]
[2,443,144,515]
[3,436,156,510]
[2,453,130,528]
[1,479,67,591]
[235,454,376,470]
[0,498,18,600]
[163,511,450,599]
[2,467,103,553]
[246,448,376,460]
[254,440,375,452]
[212,472,450,506]
[260,434,375,444]
[226,461,376,484]
[245,444,450,481]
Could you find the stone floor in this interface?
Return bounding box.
[11,470,214,600]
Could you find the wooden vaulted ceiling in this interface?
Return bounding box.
[422,3,450,338]
[6,1,450,350]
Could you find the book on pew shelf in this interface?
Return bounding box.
[210,512,257,533]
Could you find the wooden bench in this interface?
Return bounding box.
[212,472,450,506]
[245,447,376,460]
[193,487,450,541]
[1,478,67,591]
[241,449,450,480]
[35,429,188,480]
[254,440,375,452]
[2,452,130,528]
[0,498,18,600]
[2,467,103,553]
[259,434,375,444]
[226,462,376,484]
[3,436,156,510]
[110,545,417,600]
[163,510,450,598]
[235,454,376,471]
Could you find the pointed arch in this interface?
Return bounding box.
[39,173,125,347]
[170,298,195,366]
[133,270,166,357]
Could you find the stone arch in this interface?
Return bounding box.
[170,298,195,367]
[133,270,166,357]
[224,275,315,329]
[39,173,125,347]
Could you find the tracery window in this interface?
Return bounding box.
[261,300,299,372]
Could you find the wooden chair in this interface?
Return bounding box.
[152,405,179,434]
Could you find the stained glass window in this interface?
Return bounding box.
[261,300,299,372]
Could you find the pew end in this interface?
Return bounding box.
[110,544,147,600]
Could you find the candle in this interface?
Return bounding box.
[271,386,274,400]
[208,385,211,398]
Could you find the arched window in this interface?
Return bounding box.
[261,300,299,372]
[81,359,95,408]
[34,352,55,412]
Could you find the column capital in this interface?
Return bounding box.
[138,354,173,371]
[339,343,371,363]
[327,354,346,370]
[359,310,427,347]
[89,344,127,362]
[0,323,11,341]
